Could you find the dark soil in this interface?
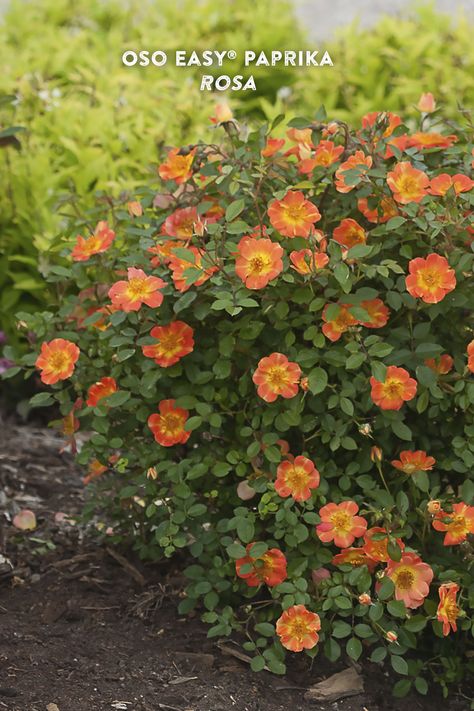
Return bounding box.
[0,420,470,711]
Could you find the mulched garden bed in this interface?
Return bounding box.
[0,419,470,711]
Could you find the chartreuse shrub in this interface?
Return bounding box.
[5,106,474,700]
[292,5,474,125]
[0,0,303,339]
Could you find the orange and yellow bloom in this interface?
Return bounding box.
[316,501,367,548]
[108,267,165,312]
[429,173,474,196]
[158,147,195,184]
[386,552,433,609]
[235,545,287,587]
[335,150,372,193]
[391,450,435,474]
[289,248,329,275]
[168,247,217,293]
[322,303,358,342]
[432,502,474,545]
[332,218,366,250]
[71,220,115,262]
[235,237,283,289]
[357,195,398,224]
[267,190,321,238]
[35,338,80,385]
[405,253,456,304]
[148,399,190,447]
[359,299,390,329]
[261,137,285,158]
[332,547,376,571]
[363,527,404,563]
[275,456,320,502]
[252,352,301,403]
[418,92,436,113]
[276,605,321,652]
[86,377,118,407]
[425,354,454,375]
[387,162,429,204]
[370,366,417,410]
[142,321,194,368]
[468,340,474,373]
[437,582,461,636]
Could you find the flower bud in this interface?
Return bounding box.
[370,446,383,462]
[300,376,309,392]
[417,92,436,113]
[358,593,372,606]
[127,200,143,217]
[237,480,256,501]
[385,631,398,643]
[147,467,158,480]
[359,423,372,436]
[427,499,442,515]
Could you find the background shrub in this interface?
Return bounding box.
[12,108,474,698]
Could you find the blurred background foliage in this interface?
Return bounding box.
[0,0,474,347]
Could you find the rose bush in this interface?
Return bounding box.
[8,105,474,700]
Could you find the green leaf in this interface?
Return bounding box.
[30,392,54,407]
[346,637,362,661]
[393,679,411,698]
[377,577,395,600]
[308,367,328,395]
[237,518,254,543]
[185,416,202,432]
[226,198,245,222]
[386,216,407,230]
[106,390,131,407]
[391,655,408,676]
[227,543,247,559]
[391,420,412,441]
[387,600,407,618]
[250,655,266,672]
[255,622,274,637]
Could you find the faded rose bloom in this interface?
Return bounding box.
[311,567,331,585]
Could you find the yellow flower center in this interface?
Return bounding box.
[266,366,289,389]
[84,236,101,254]
[448,514,469,536]
[397,175,420,196]
[383,378,403,398]
[161,413,183,436]
[288,619,308,639]
[49,351,69,371]
[285,465,308,490]
[284,204,307,223]
[330,510,352,533]
[127,277,150,298]
[249,254,271,275]
[159,332,181,354]
[394,568,415,590]
[419,269,442,289]
[440,599,459,623]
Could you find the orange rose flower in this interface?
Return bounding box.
[359,299,390,329]
[35,338,80,385]
[432,502,474,545]
[109,267,165,312]
[322,303,358,342]
[370,365,417,410]
[71,220,115,262]
[275,456,320,502]
[86,377,118,407]
[235,544,287,587]
[147,399,190,447]
[148,239,186,268]
[289,249,329,275]
[429,173,474,196]
[316,501,367,548]
[408,132,457,150]
[386,552,433,609]
[363,527,404,563]
[332,547,376,571]
[168,247,218,293]
[357,195,398,224]
[334,150,373,193]
[267,190,321,238]
[261,137,285,158]
[127,201,143,217]
[142,321,194,368]
[332,218,366,250]
[161,207,198,240]
[405,253,456,304]
[209,101,233,124]
[252,352,301,403]
[468,340,474,373]
[276,604,321,652]
[158,147,195,184]
[417,92,436,113]
[437,582,460,636]
[235,236,283,289]
[391,450,435,474]
[298,140,344,173]
[387,162,429,204]
[361,111,402,138]
[425,354,454,375]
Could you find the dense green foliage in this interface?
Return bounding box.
[11,109,474,699]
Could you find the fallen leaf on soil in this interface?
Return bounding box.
[12,509,36,531]
[304,667,364,702]
[46,703,60,711]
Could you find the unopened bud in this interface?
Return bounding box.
[371,446,383,462]
[127,200,143,217]
[385,631,398,643]
[147,467,158,480]
[427,499,442,515]
[417,92,436,113]
[300,376,309,392]
[358,593,372,606]
[359,423,372,436]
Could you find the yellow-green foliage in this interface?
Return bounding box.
[293,5,474,123]
[0,0,303,328]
